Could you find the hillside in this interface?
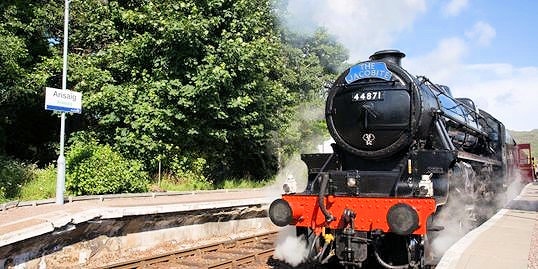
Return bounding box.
[509,129,538,158]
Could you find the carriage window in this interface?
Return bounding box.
[519,148,531,164]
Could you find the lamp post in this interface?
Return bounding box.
[56,0,70,205]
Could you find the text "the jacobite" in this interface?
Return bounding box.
[345,62,392,84]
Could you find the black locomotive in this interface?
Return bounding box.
[268,50,518,268]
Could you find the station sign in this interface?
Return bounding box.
[45,87,82,113]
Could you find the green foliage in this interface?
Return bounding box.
[1,0,349,192]
[215,178,272,189]
[66,141,149,195]
[19,164,56,201]
[273,28,348,162]
[67,0,299,181]
[279,28,348,99]
[0,1,59,163]
[166,156,213,190]
[155,156,212,191]
[510,129,538,159]
[0,156,33,202]
[156,174,213,192]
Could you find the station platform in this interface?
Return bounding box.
[437,182,538,269]
[2,184,536,268]
[0,189,277,248]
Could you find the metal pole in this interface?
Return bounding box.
[56,0,70,205]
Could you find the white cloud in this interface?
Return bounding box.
[284,0,427,62]
[450,65,538,131]
[405,40,538,131]
[443,0,469,16]
[465,21,496,46]
[445,74,536,131]
[405,37,468,81]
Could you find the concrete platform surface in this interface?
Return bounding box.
[438,182,538,269]
[0,188,280,248]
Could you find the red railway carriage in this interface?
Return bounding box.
[516,143,536,183]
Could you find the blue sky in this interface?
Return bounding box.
[398,0,538,66]
[284,0,538,131]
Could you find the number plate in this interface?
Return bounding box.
[352,91,384,102]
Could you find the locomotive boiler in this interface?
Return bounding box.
[268,50,514,268]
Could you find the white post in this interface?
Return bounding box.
[158,159,162,186]
[56,0,70,205]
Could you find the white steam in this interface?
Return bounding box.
[266,110,327,265]
[430,175,526,257]
[498,175,526,207]
[280,0,427,62]
[430,196,471,256]
[265,156,308,199]
[266,102,327,197]
[273,226,309,266]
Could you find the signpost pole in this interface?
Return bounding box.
[56,0,70,205]
[56,113,66,205]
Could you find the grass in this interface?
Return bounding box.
[152,178,212,192]
[4,164,274,203]
[149,173,274,193]
[214,178,273,189]
[18,165,57,201]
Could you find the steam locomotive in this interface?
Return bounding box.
[268,50,524,268]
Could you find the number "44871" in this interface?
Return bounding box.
[352,91,383,102]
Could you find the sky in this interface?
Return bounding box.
[283,0,538,131]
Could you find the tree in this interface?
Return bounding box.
[64,0,296,181]
[0,0,348,185]
[66,140,149,195]
[0,1,61,163]
[274,27,348,160]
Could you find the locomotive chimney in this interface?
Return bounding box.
[370,50,406,66]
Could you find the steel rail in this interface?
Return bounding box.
[94,231,277,269]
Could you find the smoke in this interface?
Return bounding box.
[276,0,427,62]
[265,110,327,266]
[266,100,327,197]
[297,103,325,122]
[430,174,526,257]
[428,189,471,255]
[497,174,526,207]
[273,226,309,266]
[265,156,308,199]
[429,195,471,257]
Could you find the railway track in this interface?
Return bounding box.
[96,231,278,269]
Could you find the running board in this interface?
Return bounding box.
[427,225,444,232]
[457,151,501,166]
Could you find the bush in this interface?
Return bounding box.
[66,141,149,195]
[215,178,271,189]
[162,156,213,190]
[0,156,34,202]
[19,164,57,201]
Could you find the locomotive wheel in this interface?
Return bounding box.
[297,227,338,268]
[296,228,323,268]
[306,232,330,265]
[422,233,434,268]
